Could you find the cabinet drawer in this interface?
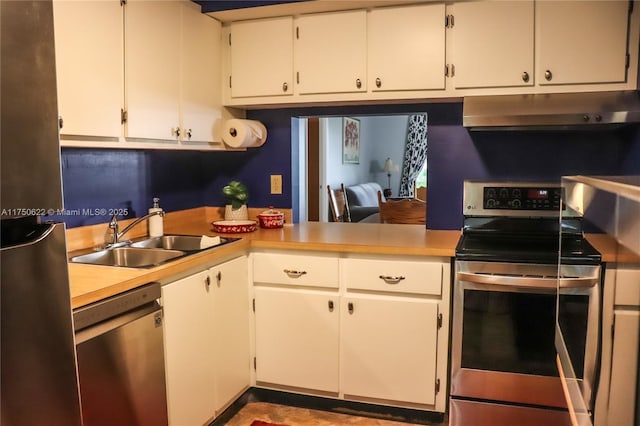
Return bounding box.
[253,253,339,288]
[614,267,640,306]
[342,258,443,296]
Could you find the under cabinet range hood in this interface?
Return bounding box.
[463,91,640,130]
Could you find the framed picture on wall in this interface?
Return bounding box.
[342,117,360,164]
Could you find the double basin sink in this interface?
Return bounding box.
[70,235,237,268]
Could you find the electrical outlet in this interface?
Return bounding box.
[270,174,282,194]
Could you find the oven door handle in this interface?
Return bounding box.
[456,271,598,289]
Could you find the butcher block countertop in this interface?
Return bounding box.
[68,222,461,309]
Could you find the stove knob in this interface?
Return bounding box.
[512,189,521,198]
[499,188,509,198]
[512,199,522,208]
[487,199,496,208]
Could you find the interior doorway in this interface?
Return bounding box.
[306,117,320,221]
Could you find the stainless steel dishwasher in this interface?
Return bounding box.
[73,282,168,426]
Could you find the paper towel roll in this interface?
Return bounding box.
[222,119,267,148]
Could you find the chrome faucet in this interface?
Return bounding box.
[104,210,165,247]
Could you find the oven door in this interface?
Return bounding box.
[452,261,600,409]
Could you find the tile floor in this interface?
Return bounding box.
[224,402,447,426]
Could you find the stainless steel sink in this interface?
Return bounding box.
[71,247,186,268]
[70,235,240,268]
[129,235,213,251]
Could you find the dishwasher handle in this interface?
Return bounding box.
[74,302,162,345]
[73,282,161,332]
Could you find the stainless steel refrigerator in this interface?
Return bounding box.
[1,1,83,425]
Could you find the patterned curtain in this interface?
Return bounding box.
[398,114,428,197]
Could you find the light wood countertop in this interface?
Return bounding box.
[68,222,460,308]
[68,221,637,309]
[585,234,640,264]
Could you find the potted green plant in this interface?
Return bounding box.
[222,180,249,221]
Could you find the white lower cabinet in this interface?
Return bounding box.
[210,258,251,412]
[254,287,339,392]
[253,251,340,392]
[341,295,439,405]
[594,264,640,426]
[162,256,250,426]
[251,251,450,413]
[595,265,640,426]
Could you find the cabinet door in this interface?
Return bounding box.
[53,0,123,139]
[125,0,180,141]
[341,295,439,404]
[230,17,293,98]
[180,2,222,144]
[450,1,534,89]
[210,256,250,413]
[368,4,445,91]
[162,270,215,426]
[537,1,629,85]
[254,287,339,392]
[608,310,640,426]
[295,10,367,95]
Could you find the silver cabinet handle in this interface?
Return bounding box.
[282,82,288,92]
[348,302,354,314]
[216,271,222,286]
[205,275,211,291]
[173,127,181,137]
[375,77,382,88]
[355,78,362,89]
[328,300,334,312]
[522,71,529,83]
[544,69,553,81]
[283,269,307,278]
[379,275,405,284]
[186,128,192,139]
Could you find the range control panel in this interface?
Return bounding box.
[483,186,562,210]
[463,181,573,218]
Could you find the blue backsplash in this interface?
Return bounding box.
[59,103,640,230]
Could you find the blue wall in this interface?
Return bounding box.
[59,103,640,230]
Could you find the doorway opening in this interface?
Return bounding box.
[293,113,428,223]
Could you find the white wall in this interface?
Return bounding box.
[362,115,409,195]
[324,115,409,194]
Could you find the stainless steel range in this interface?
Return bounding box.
[450,181,602,426]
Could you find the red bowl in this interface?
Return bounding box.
[257,208,284,229]
[212,220,257,233]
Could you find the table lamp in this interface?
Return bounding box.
[383,158,399,197]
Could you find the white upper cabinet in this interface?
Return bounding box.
[180,2,222,144]
[449,1,534,89]
[537,1,630,85]
[230,17,293,98]
[368,4,446,91]
[125,0,181,141]
[53,0,123,139]
[294,10,367,95]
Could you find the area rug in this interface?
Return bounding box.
[250,421,288,426]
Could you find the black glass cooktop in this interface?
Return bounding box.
[456,217,601,265]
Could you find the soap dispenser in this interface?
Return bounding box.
[148,197,164,237]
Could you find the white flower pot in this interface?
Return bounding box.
[224,204,248,221]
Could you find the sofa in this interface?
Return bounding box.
[345,182,385,222]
